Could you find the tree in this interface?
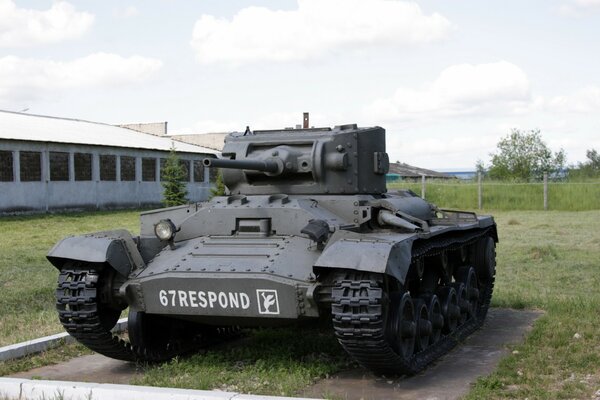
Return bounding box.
[475,159,486,177]
[161,146,188,207]
[210,169,226,198]
[569,149,600,179]
[488,129,566,181]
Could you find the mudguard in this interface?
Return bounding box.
[314,230,414,284]
[47,229,145,276]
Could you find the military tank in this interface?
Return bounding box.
[47,124,497,375]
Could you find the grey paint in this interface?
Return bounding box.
[314,230,414,284]
[219,125,389,196]
[0,139,215,213]
[47,229,144,276]
[47,124,496,323]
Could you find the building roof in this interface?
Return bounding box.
[170,132,229,151]
[388,162,452,179]
[0,110,219,155]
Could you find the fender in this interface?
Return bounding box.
[314,230,414,284]
[47,229,145,276]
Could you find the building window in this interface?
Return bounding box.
[193,160,204,183]
[160,158,190,181]
[20,151,41,182]
[159,158,167,181]
[142,157,156,181]
[74,153,92,181]
[0,150,13,182]
[120,156,136,181]
[181,160,190,181]
[100,155,116,181]
[49,152,69,181]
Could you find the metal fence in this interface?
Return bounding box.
[389,173,600,211]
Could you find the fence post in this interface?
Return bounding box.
[543,172,548,211]
[421,174,426,199]
[478,172,482,210]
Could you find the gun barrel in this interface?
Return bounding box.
[203,158,280,173]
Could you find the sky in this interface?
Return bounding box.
[0,0,599,170]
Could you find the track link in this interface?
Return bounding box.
[331,228,495,375]
[56,266,239,362]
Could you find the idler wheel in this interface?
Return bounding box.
[421,294,443,345]
[457,266,479,318]
[472,236,496,282]
[437,286,460,333]
[414,299,432,351]
[451,282,470,325]
[387,292,416,359]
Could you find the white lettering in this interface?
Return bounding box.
[198,291,207,308]
[159,290,168,306]
[189,291,198,307]
[159,289,253,310]
[178,291,189,307]
[168,290,177,307]
[208,291,217,308]
[218,292,228,308]
[240,293,250,309]
[229,292,239,308]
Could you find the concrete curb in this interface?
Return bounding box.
[0,318,128,362]
[0,378,320,400]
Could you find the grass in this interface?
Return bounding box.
[0,210,139,347]
[388,180,600,211]
[133,327,354,396]
[2,209,600,399]
[466,210,600,399]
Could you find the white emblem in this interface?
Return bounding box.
[256,289,280,315]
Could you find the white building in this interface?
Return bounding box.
[0,110,219,213]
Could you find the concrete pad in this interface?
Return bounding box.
[10,353,142,384]
[0,378,321,400]
[305,308,543,400]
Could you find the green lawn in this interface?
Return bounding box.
[0,210,139,347]
[466,210,600,399]
[388,180,600,211]
[1,209,600,399]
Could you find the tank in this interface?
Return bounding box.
[47,124,497,375]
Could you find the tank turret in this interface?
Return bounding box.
[204,124,390,195]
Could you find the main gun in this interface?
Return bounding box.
[203,157,283,175]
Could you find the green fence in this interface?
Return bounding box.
[387,180,600,211]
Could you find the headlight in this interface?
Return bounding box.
[154,219,176,241]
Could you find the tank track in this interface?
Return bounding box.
[56,266,239,362]
[331,228,495,375]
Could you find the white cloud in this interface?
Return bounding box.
[546,86,600,113]
[0,0,93,47]
[190,0,452,65]
[114,6,139,19]
[0,53,163,103]
[556,0,600,16]
[364,61,531,122]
